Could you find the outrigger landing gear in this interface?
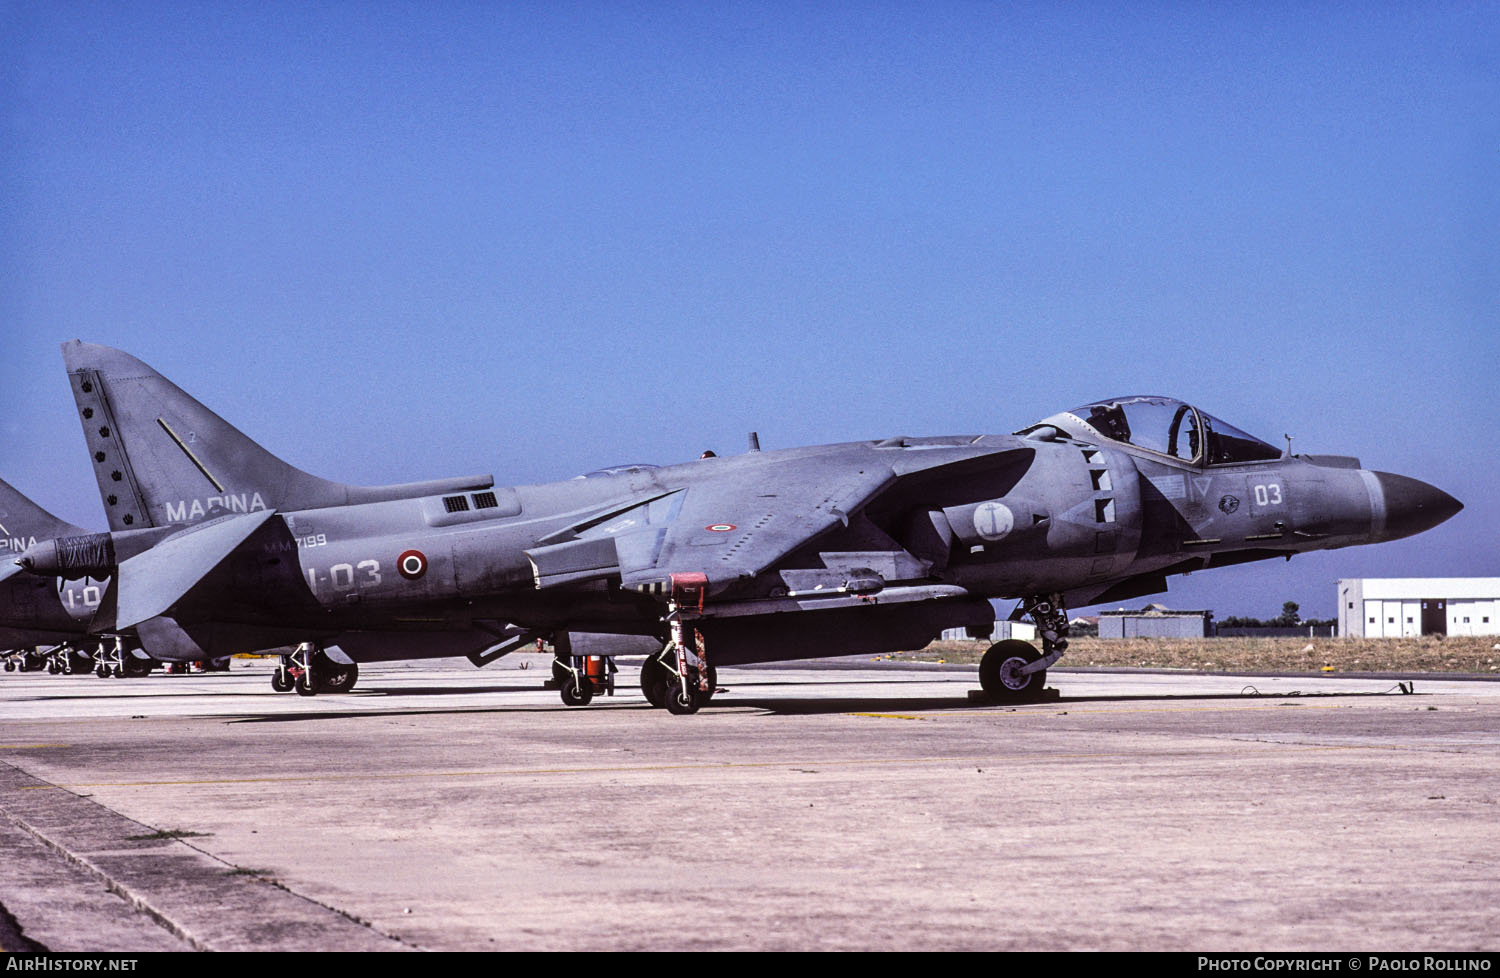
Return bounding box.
[272,643,359,695]
[46,644,89,676]
[978,593,1070,704]
[550,634,616,707]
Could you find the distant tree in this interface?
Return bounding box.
[1276,601,1301,627]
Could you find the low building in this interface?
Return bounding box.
[1338,578,1500,638]
[940,621,1036,642]
[1098,604,1212,639]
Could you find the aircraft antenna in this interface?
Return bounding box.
[748,432,761,452]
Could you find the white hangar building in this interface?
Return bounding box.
[1338,578,1500,638]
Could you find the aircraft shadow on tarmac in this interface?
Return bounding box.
[705,685,1419,716]
[222,683,1418,722]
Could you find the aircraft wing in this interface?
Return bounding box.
[526,446,1034,598]
[629,461,900,596]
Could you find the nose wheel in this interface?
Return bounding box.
[978,594,1070,704]
[978,640,1048,702]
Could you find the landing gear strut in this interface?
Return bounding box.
[978,593,1070,704]
[640,649,717,711]
[649,574,715,715]
[272,643,359,695]
[550,634,616,707]
[46,644,89,676]
[92,636,128,679]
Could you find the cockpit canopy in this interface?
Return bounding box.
[1025,396,1283,466]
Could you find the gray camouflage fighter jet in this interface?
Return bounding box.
[8,343,1462,713]
[0,477,158,676]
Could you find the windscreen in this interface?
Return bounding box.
[1198,412,1282,464]
[1063,397,1282,465]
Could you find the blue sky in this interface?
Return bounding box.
[3,1,1496,619]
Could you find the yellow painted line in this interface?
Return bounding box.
[869,703,1350,720]
[14,743,1423,790]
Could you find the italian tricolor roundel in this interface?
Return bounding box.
[397,549,428,580]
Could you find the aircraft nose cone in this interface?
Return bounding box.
[1374,471,1463,541]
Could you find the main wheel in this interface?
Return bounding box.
[295,673,317,696]
[560,675,594,707]
[271,669,294,692]
[314,661,359,693]
[640,655,674,708]
[978,640,1047,703]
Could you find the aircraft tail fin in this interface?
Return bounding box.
[62,342,493,529]
[0,477,89,559]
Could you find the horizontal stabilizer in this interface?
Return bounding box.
[134,615,213,661]
[115,510,277,628]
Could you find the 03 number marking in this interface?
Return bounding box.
[306,560,382,592]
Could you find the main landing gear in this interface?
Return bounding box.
[978,593,1070,704]
[641,574,717,715]
[271,643,359,695]
[90,636,152,679]
[639,649,717,713]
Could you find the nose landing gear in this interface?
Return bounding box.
[978,593,1069,704]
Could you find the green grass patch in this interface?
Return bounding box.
[893,635,1500,674]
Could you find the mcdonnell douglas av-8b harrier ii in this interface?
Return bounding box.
[2,343,1462,713]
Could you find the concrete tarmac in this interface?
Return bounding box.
[1,653,1497,951]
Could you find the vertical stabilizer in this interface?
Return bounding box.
[63,342,494,530]
[0,477,89,558]
[64,342,355,530]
